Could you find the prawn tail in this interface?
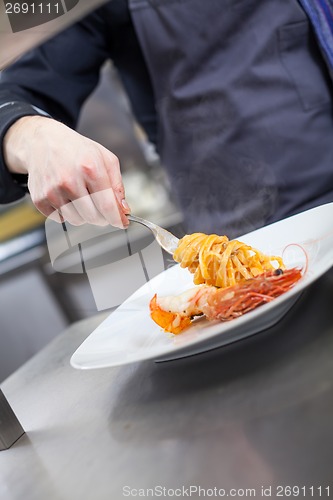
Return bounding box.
[149,294,192,334]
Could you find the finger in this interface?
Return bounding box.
[71,192,109,227]
[99,147,130,224]
[42,199,85,226]
[121,198,131,215]
[59,199,87,226]
[89,188,127,228]
[82,157,129,227]
[102,148,125,201]
[48,209,63,223]
[33,196,63,222]
[31,178,86,225]
[53,175,102,226]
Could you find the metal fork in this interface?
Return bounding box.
[127,214,179,255]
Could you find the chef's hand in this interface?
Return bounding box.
[3,116,130,227]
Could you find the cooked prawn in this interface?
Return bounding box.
[150,268,302,334]
[150,286,211,335]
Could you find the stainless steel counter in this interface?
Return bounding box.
[1,269,333,500]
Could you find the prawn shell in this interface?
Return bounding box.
[205,268,302,320]
[149,294,192,335]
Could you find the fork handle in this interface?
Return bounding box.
[127,214,154,230]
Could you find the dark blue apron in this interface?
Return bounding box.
[128,0,333,237]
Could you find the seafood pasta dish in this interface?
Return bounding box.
[150,233,302,334]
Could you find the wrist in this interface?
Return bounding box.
[3,115,47,174]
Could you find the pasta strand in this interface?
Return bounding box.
[173,233,284,288]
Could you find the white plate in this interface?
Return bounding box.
[71,203,333,369]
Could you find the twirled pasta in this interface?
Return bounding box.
[173,233,285,288]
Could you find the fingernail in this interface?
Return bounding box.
[121,199,131,213]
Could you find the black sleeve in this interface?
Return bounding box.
[0,6,110,204]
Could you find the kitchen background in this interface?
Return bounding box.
[0,61,185,382]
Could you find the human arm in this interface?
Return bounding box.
[4,115,129,226]
[0,5,129,226]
